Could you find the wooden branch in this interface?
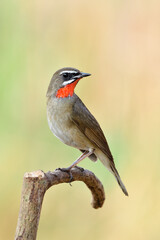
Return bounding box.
[15,167,105,240]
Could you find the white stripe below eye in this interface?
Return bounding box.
[60,70,77,75]
[62,79,75,86]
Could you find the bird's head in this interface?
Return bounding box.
[46,67,91,98]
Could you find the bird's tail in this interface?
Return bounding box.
[110,163,128,196]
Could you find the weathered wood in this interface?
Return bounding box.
[15,167,105,240]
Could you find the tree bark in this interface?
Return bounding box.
[15,167,105,240]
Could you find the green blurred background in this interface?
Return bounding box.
[1,0,160,239]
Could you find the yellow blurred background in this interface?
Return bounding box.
[1,0,160,239]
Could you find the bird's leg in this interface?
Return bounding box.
[67,150,95,170]
[58,150,94,181]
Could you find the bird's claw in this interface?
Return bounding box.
[74,166,84,172]
[56,167,73,183]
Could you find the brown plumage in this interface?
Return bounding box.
[46,67,128,196]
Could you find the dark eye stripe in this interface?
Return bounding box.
[61,71,80,81]
[72,72,79,76]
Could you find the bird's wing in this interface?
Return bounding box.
[71,97,114,162]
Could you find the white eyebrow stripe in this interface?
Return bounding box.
[62,79,75,86]
[60,70,78,75]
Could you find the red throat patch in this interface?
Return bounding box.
[56,79,79,98]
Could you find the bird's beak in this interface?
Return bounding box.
[80,72,91,78]
[72,72,91,80]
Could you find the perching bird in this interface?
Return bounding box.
[46,67,128,196]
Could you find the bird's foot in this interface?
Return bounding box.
[56,167,73,183]
[74,166,84,172]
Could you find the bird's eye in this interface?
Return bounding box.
[63,73,69,78]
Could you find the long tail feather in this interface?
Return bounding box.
[110,164,129,196]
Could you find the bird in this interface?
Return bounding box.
[46,67,128,196]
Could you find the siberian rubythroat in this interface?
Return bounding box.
[46,67,128,196]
